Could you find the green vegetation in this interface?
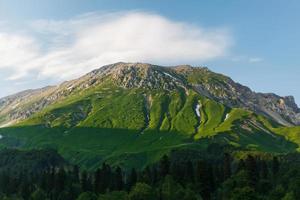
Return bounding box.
[1,63,300,200]
[0,82,299,169]
[0,148,300,200]
[257,115,300,151]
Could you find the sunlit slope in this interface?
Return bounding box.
[0,82,298,169]
[257,115,300,151]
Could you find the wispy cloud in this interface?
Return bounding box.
[0,11,233,82]
[249,57,263,63]
[230,56,264,63]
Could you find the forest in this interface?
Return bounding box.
[0,146,299,200]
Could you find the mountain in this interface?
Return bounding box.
[1,62,299,127]
[0,62,300,169]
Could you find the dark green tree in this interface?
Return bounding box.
[245,155,258,187]
[55,168,66,194]
[94,168,102,193]
[128,168,137,190]
[272,156,279,176]
[76,191,97,200]
[196,160,214,199]
[159,155,170,178]
[223,153,232,180]
[30,188,47,200]
[260,160,268,179]
[129,183,156,200]
[114,166,123,191]
[81,170,89,192]
[72,165,80,183]
[184,160,194,183]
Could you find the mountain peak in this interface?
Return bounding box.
[0,62,299,127]
[98,62,185,90]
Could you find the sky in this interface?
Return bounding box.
[0,0,299,105]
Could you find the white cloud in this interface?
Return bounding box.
[0,11,232,82]
[0,33,37,68]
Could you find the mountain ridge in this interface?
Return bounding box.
[0,62,300,168]
[1,62,299,127]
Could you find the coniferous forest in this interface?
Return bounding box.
[0,146,299,200]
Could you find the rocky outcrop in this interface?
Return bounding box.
[191,73,300,126]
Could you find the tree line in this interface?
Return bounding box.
[0,152,299,200]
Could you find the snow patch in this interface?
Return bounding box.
[194,103,202,134]
[195,104,201,117]
[224,113,229,121]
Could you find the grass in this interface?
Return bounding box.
[257,115,300,151]
[1,83,299,169]
[171,90,199,135]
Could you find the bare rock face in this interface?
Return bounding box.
[255,94,300,125]
[189,70,300,126]
[103,63,185,90]
[0,62,299,127]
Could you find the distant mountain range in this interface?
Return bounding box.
[0,62,299,169]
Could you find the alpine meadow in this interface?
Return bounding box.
[0,1,300,200]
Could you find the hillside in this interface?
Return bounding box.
[1,62,300,127]
[0,62,300,169]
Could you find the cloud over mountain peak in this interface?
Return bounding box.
[0,11,232,83]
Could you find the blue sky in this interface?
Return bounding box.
[0,0,299,105]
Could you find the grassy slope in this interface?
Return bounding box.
[0,83,299,169]
[257,115,300,151]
